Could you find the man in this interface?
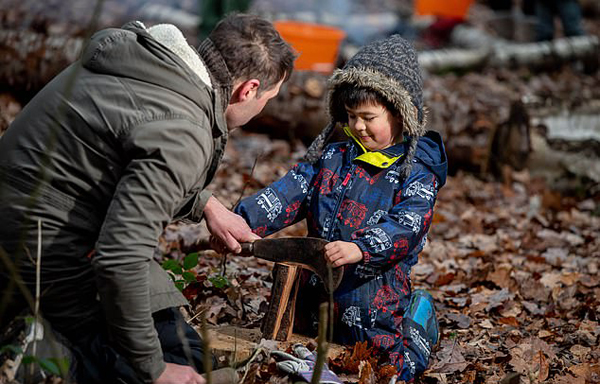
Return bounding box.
[0,13,295,384]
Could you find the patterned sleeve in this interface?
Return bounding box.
[350,163,440,269]
[234,160,321,237]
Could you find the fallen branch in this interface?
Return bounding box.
[419,26,599,73]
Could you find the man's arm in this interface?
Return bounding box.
[203,195,260,253]
[93,119,212,382]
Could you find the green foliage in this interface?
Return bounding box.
[208,275,230,289]
[162,252,199,291]
[182,271,196,284]
[2,343,69,377]
[162,259,179,272]
[161,251,232,292]
[0,344,23,355]
[22,355,70,376]
[174,280,185,291]
[183,252,198,270]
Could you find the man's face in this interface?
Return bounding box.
[225,77,284,129]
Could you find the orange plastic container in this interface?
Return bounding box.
[414,0,474,19]
[274,21,346,73]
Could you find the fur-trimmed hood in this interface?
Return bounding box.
[304,35,428,178]
[327,67,426,139]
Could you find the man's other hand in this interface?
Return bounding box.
[203,196,260,254]
[154,363,205,384]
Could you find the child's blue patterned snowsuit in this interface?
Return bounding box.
[235,131,447,380]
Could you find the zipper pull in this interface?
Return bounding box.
[341,172,351,186]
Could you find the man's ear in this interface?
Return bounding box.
[230,79,260,103]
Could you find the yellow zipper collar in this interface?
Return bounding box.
[343,126,403,169]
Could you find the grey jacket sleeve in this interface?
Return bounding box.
[92,117,213,382]
[196,190,212,217]
[173,189,213,222]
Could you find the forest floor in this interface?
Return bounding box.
[158,129,600,384]
[1,2,599,382]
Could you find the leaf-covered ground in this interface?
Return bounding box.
[158,129,600,384]
[1,1,598,381]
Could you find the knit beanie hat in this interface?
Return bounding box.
[303,35,427,178]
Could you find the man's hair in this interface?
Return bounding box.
[330,84,401,125]
[209,13,296,94]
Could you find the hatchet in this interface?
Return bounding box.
[197,237,344,291]
[196,236,343,341]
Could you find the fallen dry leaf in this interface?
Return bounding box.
[431,339,469,374]
[358,361,376,384]
[536,350,549,382]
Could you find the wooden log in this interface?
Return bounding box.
[419,35,600,73]
[526,108,600,195]
[0,29,83,97]
[260,263,301,341]
[205,325,345,368]
[205,325,262,365]
[420,25,600,73]
[418,48,489,73]
[491,36,599,71]
[0,4,199,98]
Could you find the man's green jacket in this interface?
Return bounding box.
[0,22,231,382]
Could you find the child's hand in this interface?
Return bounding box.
[324,241,363,267]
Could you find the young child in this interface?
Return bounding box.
[234,35,447,380]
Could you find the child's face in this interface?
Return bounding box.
[345,103,401,151]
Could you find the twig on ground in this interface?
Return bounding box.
[311,303,330,384]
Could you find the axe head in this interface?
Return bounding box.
[242,237,344,292]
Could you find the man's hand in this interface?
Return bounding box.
[154,363,205,384]
[203,196,260,254]
[324,241,363,267]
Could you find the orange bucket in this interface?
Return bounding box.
[274,21,346,73]
[415,0,474,19]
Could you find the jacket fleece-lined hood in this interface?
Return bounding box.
[81,21,219,117]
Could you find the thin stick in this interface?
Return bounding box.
[327,264,334,343]
[311,303,329,384]
[186,307,206,325]
[232,154,262,209]
[35,220,41,320]
[200,312,212,384]
[238,346,265,382]
[30,220,42,377]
